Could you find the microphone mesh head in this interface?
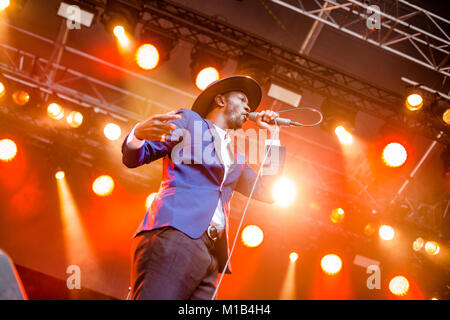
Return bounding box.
[248,112,258,122]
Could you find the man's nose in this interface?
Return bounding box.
[244,105,251,113]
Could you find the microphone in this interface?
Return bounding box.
[247,112,301,126]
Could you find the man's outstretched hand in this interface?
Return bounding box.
[134,111,182,142]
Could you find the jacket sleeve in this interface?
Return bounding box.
[121,108,188,168]
[234,145,286,204]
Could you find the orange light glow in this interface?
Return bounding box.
[241,225,264,248]
[379,225,395,241]
[92,175,115,196]
[405,93,423,111]
[272,177,296,207]
[330,208,345,223]
[289,252,299,262]
[0,139,17,162]
[47,103,64,120]
[334,125,354,145]
[320,254,342,275]
[66,111,83,128]
[389,276,409,296]
[424,241,440,255]
[382,142,407,167]
[195,67,219,90]
[104,123,122,141]
[135,44,159,70]
[12,90,30,106]
[0,0,10,11]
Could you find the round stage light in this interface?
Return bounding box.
[195,67,219,90]
[443,108,450,125]
[135,44,159,70]
[47,103,64,120]
[104,123,122,141]
[379,225,395,241]
[113,25,125,38]
[405,93,423,111]
[55,171,65,180]
[145,193,157,210]
[334,125,354,145]
[389,276,409,296]
[0,138,17,162]
[424,241,440,256]
[0,81,6,98]
[412,237,424,252]
[289,252,299,262]
[0,0,10,11]
[66,111,83,128]
[92,175,115,196]
[320,254,342,275]
[113,25,130,48]
[382,142,407,168]
[330,208,345,223]
[12,90,30,106]
[241,225,264,248]
[272,177,296,207]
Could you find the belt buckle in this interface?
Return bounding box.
[207,225,218,241]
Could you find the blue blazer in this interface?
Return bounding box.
[122,108,285,273]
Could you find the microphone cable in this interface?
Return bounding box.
[211,106,323,300]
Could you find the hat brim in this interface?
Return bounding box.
[191,76,262,117]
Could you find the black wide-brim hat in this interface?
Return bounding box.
[191,76,262,117]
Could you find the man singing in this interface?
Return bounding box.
[122,76,285,299]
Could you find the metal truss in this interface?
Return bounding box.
[0,0,447,233]
[271,0,450,78]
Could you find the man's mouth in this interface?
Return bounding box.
[241,113,249,121]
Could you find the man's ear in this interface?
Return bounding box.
[214,94,226,108]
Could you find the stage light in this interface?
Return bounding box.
[412,237,424,251]
[135,44,159,70]
[0,138,17,162]
[0,0,10,11]
[145,193,157,210]
[47,102,64,120]
[382,142,407,167]
[334,125,354,145]
[364,223,377,236]
[101,1,138,36]
[443,108,450,125]
[379,225,395,241]
[55,171,65,180]
[0,81,5,98]
[104,123,121,141]
[92,175,114,197]
[190,47,226,90]
[389,276,409,296]
[12,90,30,106]
[113,25,131,48]
[405,92,423,111]
[289,252,299,262]
[320,254,342,275]
[272,177,296,207]
[424,241,440,255]
[320,98,356,139]
[330,207,345,223]
[195,67,220,91]
[241,225,264,248]
[66,111,83,128]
